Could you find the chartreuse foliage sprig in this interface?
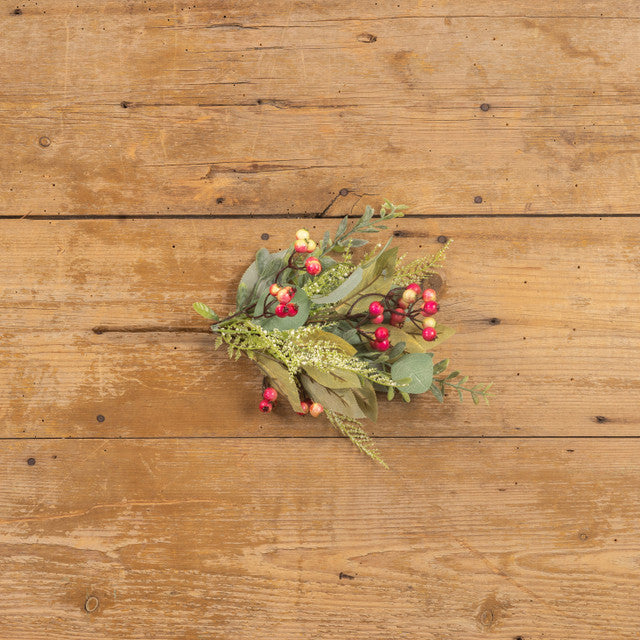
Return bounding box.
[194,202,491,467]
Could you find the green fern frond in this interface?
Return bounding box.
[325,410,388,469]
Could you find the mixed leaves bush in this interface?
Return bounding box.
[194,202,491,467]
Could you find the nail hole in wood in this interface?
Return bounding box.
[339,188,349,196]
[38,136,51,147]
[84,596,99,613]
[474,195,483,203]
[261,233,270,240]
[27,457,36,466]
[437,235,448,244]
[97,414,105,423]
[480,103,490,111]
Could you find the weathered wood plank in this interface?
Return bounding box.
[2,2,640,215]
[0,438,638,639]
[1,217,638,438]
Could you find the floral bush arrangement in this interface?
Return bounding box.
[194,202,491,467]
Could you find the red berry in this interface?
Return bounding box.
[371,313,384,324]
[369,301,384,316]
[294,239,308,253]
[305,256,322,275]
[275,304,288,318]
[374,339,390,351]
[263,387,278,402]
[397,298,409,309]
[390,307,405,327]
[422,326,437,341]
[309,402,324,417]
[286,303,298,316]
[406,283,422,295]
[421,300,439,317]
[259,400,273,413]
[422,288,437,302]
[297,401,310,415]
[374,327,389,341]
[276,289,292,304]
[269,283,281,297]
[306,239,317,253]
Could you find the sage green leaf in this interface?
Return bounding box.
[429,382,444,403]
[391,353,434,394]
[310,266,363,305]
[304,365,361,389]
[236,282,251,309]
[352,380,378,422]
[254,353,300,411]
[335,247,397,314]
[335,215,349,240]
[300,375,365,420]
[432,358,449,375]
[255,247,270,274]
[192,302,219,321]
[256,289,311,331]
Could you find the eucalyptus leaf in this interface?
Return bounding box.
[391,353,434,394]
[432,358,449,375]
[429,382,444,403]
[311,266,363,305]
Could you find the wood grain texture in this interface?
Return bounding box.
[1,438,639,640]
[2,0,640,215]
[1,217,638,438]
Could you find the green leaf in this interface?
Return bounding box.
[432,358,449,375]
[352,380,378,422]
[304,365,361,389]
[387,386,395,401]
[335,247,397,314]
[256,289,311,331]
[310,266,363,305]
[192,302,219,321]
[391,353,434,394]
[254,353,300,411]
[255,247,270,274]
[236,282,251,309]
[335,215,349,241]
[429,382,444,403]
[300,375,365,420]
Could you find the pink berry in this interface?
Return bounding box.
[390,307,405,327]
[397,298,409,309]
[374,339,390,351]
[406,283,422,295]
[422,288,437,302]
[421,300,439,317]
[294,239,308,253]
[371,313,384,324]
[306,239,317,253]
[422,316,436,328]
[297,401,310,415]
[305,256,322,275]
[309,402,324,417]
[374,327,389,341]
[276,289,292,304]
[275,304,288,318]
[369,301,384,316]
[286,303,298,317]
[422,327,437,341]
[269,283,281,297]
[259,400,273,413]
[263,387,278,402]
[402,288,417,304]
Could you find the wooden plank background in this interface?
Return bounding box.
[1,1,640,638]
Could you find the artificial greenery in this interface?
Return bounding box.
[194,201,491,467]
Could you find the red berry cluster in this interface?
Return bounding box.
[296,399,324,417]
[259,387,278,412]
[365,283,440,348]
[260,386,324,417]
[269,284,299,318]
[294,229,322,275]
